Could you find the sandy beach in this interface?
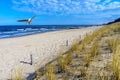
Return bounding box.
[0,26,101,80]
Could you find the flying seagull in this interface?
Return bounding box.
[17,16,36,25]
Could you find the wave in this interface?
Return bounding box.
[0,28,58,38]
[0,25,87,38]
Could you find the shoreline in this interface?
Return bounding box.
[0,26,99,39]
[0,26,101,79]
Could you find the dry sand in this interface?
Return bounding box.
[0,26,101,80]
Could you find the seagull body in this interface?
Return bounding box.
[17,16,36,25]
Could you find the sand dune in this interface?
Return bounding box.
[0,26,101,79]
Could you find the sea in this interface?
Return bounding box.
[0,25,94,39]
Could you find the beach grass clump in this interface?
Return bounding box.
[68,38,81,57]
[90,30,100,41]
[110,22,120,32]
[71,31,100,57]
[45,65,55,80]
[70,38,80,51]
[90,41,100,57]
[64,52,72,65]
[80,41,86,51]
[84,54,91,67]
[76,38,88,53]
[89,22,120,41]
[110,46,120,80]
[95,24,118,39]
[96,27,110,39]
[82,32,97,45]
[89,26,108,41]
[83,26,107,44]
[76,40,86,51]
[107,38,119,53]
[83,33,91,44]
[72,44,80,57]
[15,70,23,80]
[10,68,23,80]
[58,52,72,72]
[58,54,67,72]
[73,44,84,57]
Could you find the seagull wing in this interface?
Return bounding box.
[31,15,36,20]
[17,19,28,22]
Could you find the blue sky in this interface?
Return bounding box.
[0,0,120,25]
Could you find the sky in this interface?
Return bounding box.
[0,0,120,25]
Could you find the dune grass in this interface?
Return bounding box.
[90,41,100,57]
[10,68,23,80]
[11,22,120,80]
[110,46,120,80]
[34,68,41,79]
[107,38,119,53]
[55,22,120,79]
[44,65,55,80]
[84,53,91,67]
[58,54,66,72]
[57,51,72,72]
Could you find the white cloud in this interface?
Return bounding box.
[86,0,101,2]
[104,0,111,4]
[107,1,120,9]
[12,0,120,15]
